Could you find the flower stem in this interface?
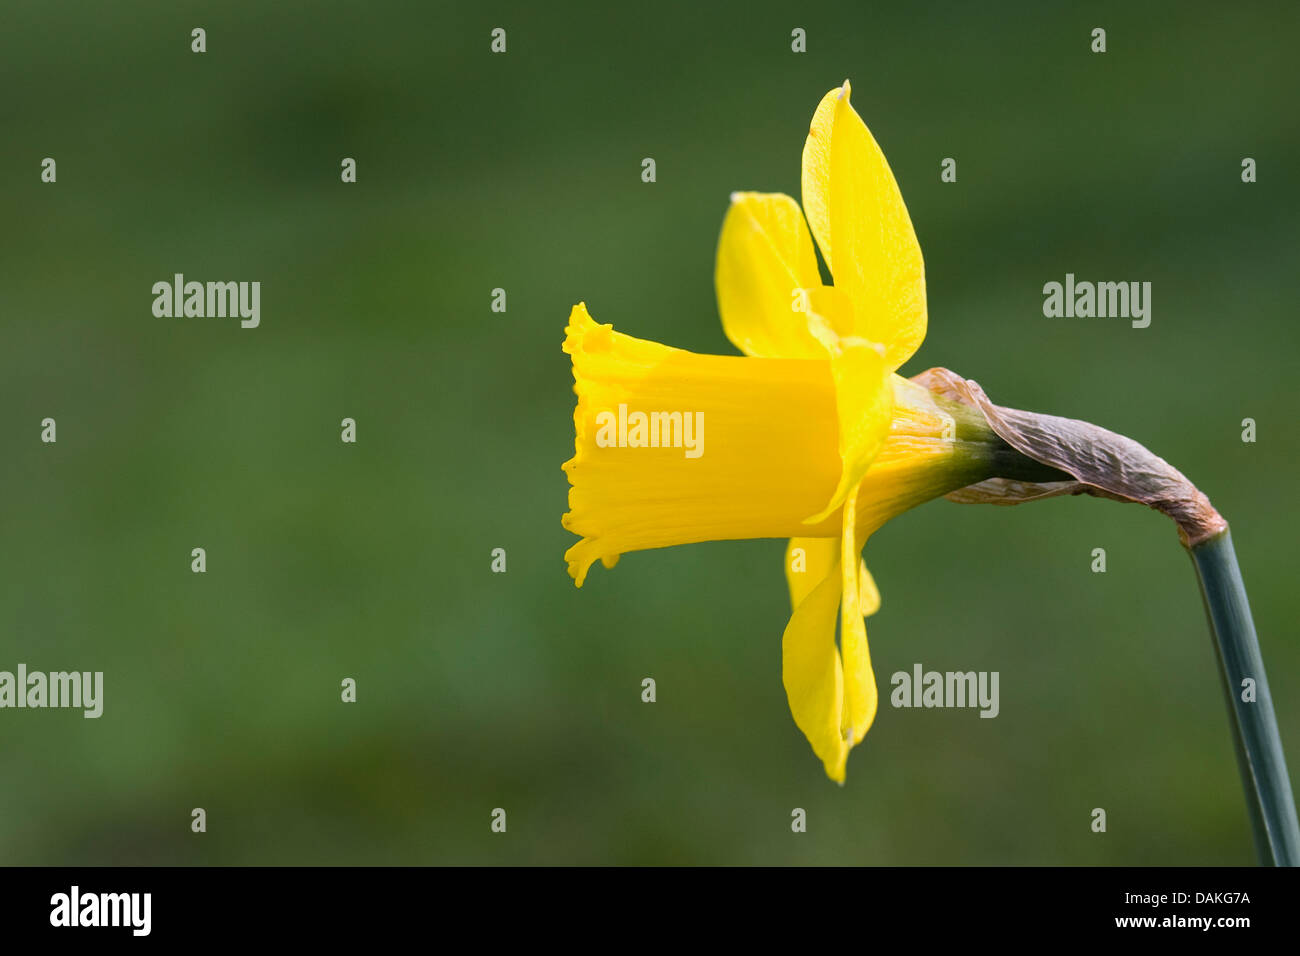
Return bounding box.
[1191,529,1300,865]
[918,367,1300,864]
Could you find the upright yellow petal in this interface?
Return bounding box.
[838,490,878,747]
[715,192,840,358]
[806,339,894,523]
[802,81,927,370]
[781,560,849,782]
[801,87,839,274]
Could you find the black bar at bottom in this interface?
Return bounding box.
[2,865,1295,942]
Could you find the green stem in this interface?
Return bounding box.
[920,368,1297,862]
[1191,529,1300,865]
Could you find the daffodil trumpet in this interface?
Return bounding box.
[561,80,1298,865]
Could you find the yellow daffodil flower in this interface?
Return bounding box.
[563,81,1013,781]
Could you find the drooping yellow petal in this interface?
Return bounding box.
[715,192,841,358]
[858,559,881,616]
[802,80,927,370]
[838,489,878,747]
[781,558,849,782]
[784,537,839,610]
[806,339,894,523]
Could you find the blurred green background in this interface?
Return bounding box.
[2,0,1298,864]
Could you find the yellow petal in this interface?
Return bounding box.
[715,192,840,358]
[838,489,878,747]
[858,559,881,616]
[784,537,839,610]
[806,339,894,523]
[801,87,839,274]
[781,558,849,782]
[805,284,856,345]
[802,80,927,370]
